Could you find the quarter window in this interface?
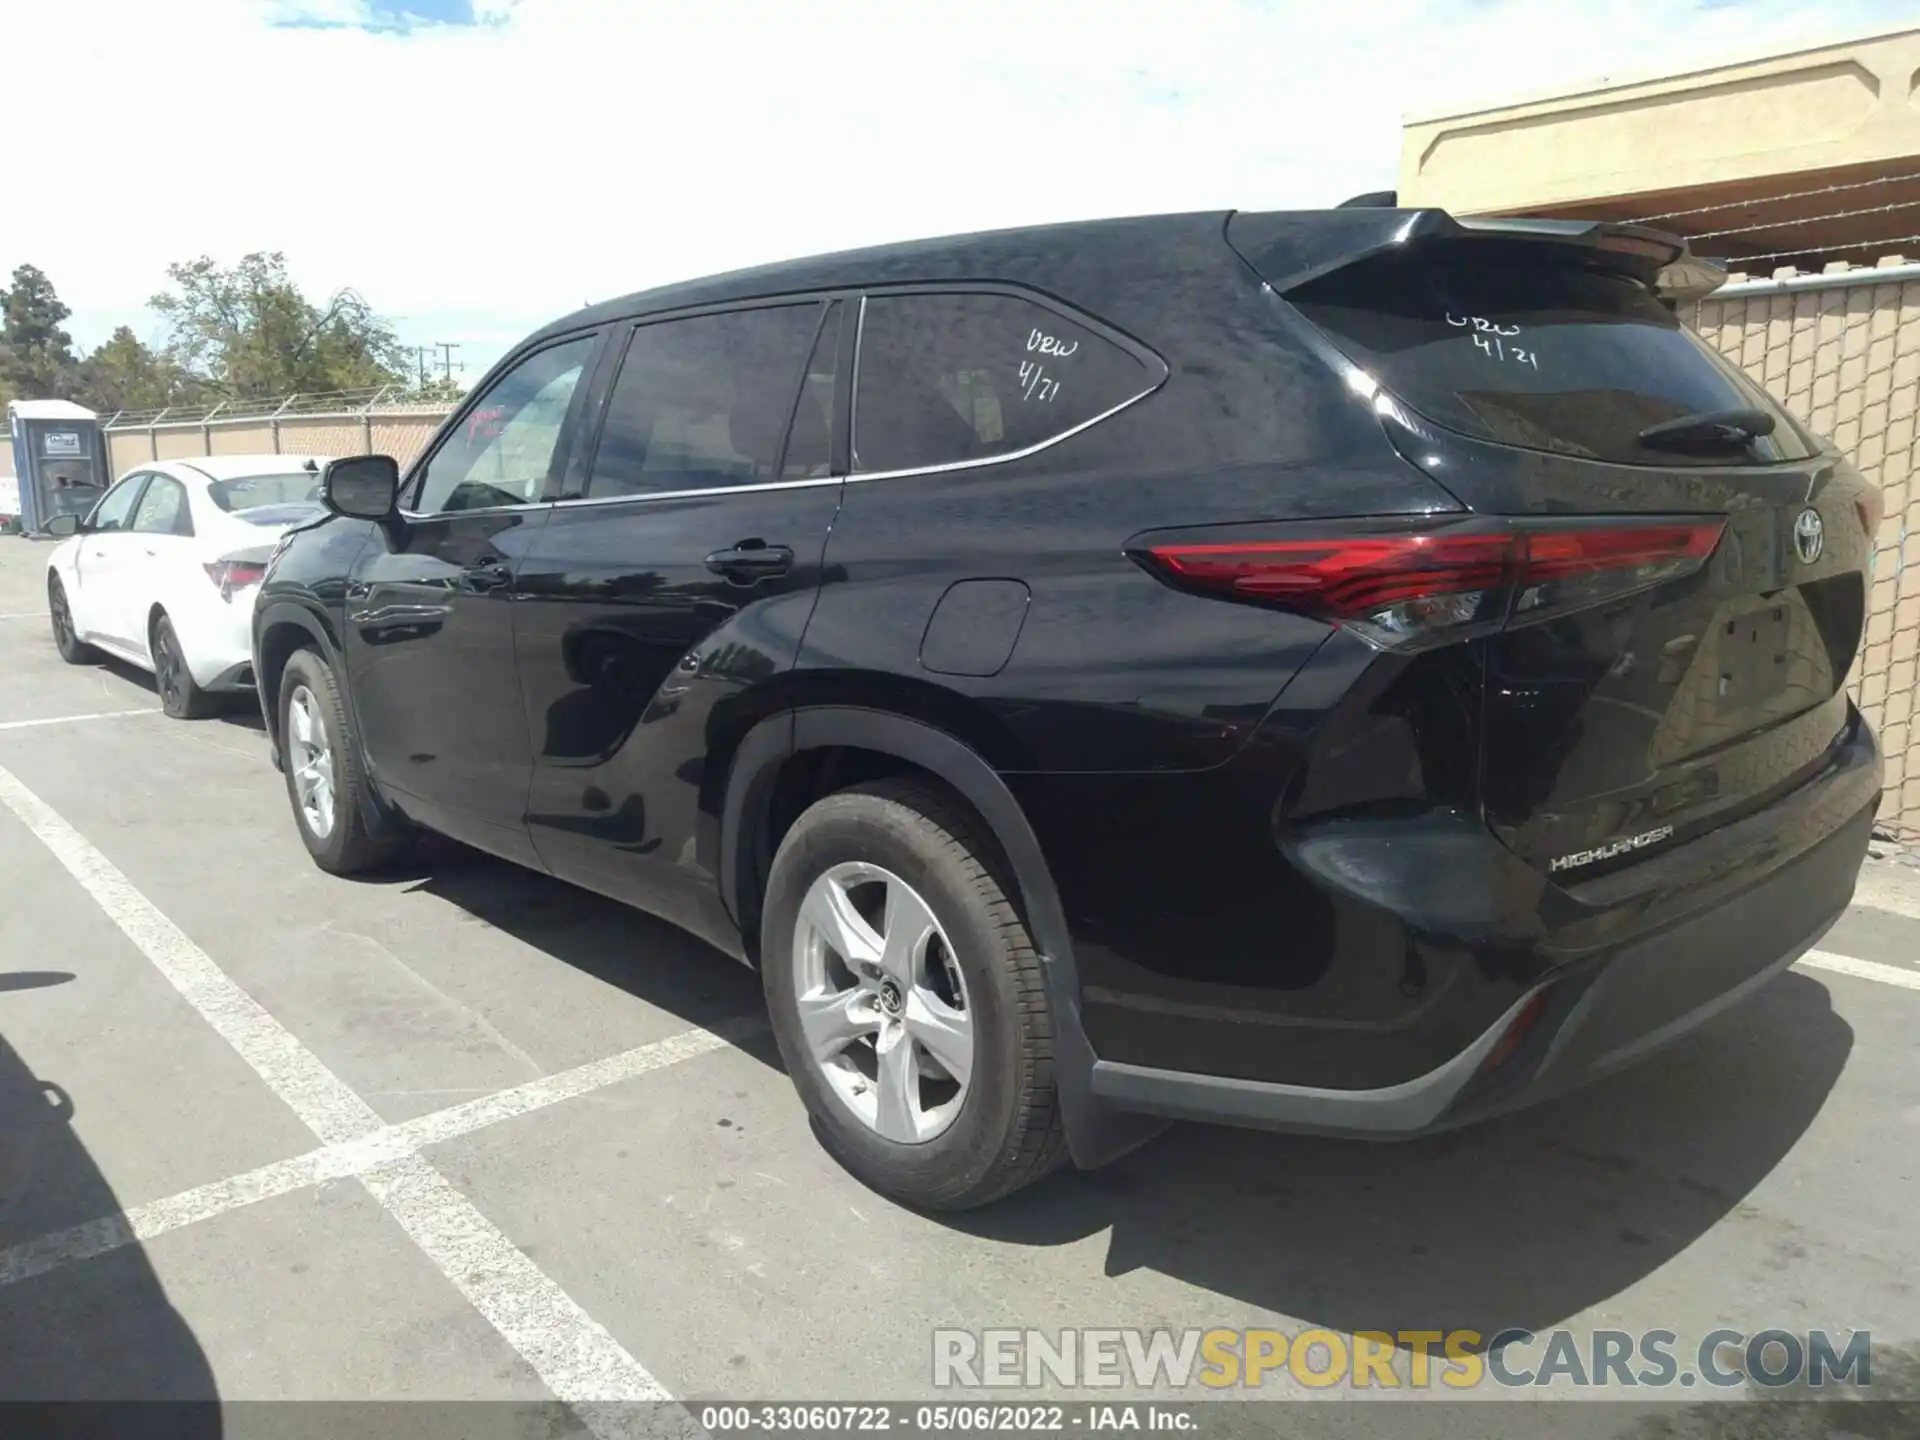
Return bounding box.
[131,476,193,537]
[853,292,1151,473]
[588,304,823,499]
[414,336,595,513]
[88,475,147,533]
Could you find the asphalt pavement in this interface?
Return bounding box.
[0,536,1915,1440]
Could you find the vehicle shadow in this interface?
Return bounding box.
[0,1023,221,1427]
[950,970,1853,1345]
[379,846,1855,1348]
[402,844,778,1061]
[89,654,262,728]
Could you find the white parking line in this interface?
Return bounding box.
[1854,863,1920,923]
[0,761,692,1434]
[0,709,156,733]
[0,612,47,620]
[1799,949,1920,991]
[0,1021,755,1292]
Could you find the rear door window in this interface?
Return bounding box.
[853,292,1154,473]
[1288,252,1816,467]
[130,476,193,537]
[588,304,823,499]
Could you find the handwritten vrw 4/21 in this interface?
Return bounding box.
[1018,326,1077,403]
[1447,312,1540,370]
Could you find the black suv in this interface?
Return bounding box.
[255,209,1882,1210]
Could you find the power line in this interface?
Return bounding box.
[433,342,464,387]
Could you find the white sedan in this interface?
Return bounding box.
[45,455,334,718]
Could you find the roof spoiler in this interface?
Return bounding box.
[1227,208,1726,307]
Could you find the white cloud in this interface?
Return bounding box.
[7,0,1910,376]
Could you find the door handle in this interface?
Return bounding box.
[460,557,514,592]
[705,540,794,581]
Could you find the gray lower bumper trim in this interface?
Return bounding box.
[1090,987,1541,1134]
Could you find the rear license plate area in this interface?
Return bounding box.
[1716,605,1792,709]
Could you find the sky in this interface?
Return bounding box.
[5,0,1914,383]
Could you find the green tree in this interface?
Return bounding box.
[0,263,81,401]
[150,252,409,400]
[77,326,191,413]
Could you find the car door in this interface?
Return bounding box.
[344,330,604,867]
[67,473,151,647]
[512,299,849,950]
[125,474,198,657]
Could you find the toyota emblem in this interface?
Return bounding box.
[1793,507,1825,565]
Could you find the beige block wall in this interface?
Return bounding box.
[0,436,12,481]
[103,406,454,480]
[1695,267,1920,837]
[1402,23,1920,215]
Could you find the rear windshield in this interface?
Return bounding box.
[1288,252,1817,467]
[207,472,323,515]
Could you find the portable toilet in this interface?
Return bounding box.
[7,400,111,536]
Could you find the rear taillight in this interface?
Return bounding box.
[1137,518,1725,650]
[204,559,268,604]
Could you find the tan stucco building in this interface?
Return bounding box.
[1400,22,1920,273]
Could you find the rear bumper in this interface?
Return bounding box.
[176,590,260,690]
[1083,709,1879,1139]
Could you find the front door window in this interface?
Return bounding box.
[412,337,596,514]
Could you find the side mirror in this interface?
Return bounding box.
[322,455,401,522]
[44,513,81,538]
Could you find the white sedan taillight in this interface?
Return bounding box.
[204,557,269,604]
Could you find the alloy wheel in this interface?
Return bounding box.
[156,624,185,711]
[791,861,973,1144]
[286,685,337,840]
[49,583,73,650]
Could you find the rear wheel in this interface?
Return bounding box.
[47,575,99,665]
[761,778,1067,1210]
[277,648,397,875]
[151,612,218,720]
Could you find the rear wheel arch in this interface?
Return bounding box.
[720,705,1165,1171]
[723,708,1060,963]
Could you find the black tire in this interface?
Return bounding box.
[47,574,100,665]
[276,648,397,875]
[761,777,1068,1210]
[150,612,219,719]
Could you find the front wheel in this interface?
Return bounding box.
[277,648,398,875]
[151,612,218,719]
[761,778,1067,1211]
[48,575,99,665]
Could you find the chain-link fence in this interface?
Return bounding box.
[101,388,454,479]
[1693,259,1920,840]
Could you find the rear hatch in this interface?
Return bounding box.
[1230,211,1878,879]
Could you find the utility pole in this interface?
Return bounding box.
[433,342,464,388]
[414,345,430,389]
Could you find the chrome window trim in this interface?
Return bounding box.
[849,294,868,472]
[397,379,1159,519]
[397,499,558,521]
[844,384,1158,484]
